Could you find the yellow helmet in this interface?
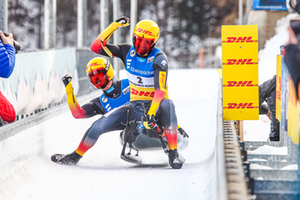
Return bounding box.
[86,57,114,89]
[132,19,160,56]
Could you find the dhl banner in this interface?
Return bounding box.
[275,55,282,121]
[288,75,299,144]
[222,25,259,120]
[280,58,299,145]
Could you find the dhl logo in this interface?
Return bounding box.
[222,37,258,43]
[86,62,100,70]
[276,91,281,101]
[137,28,155,37]
[276,76,281,101]
[223,81,258,87]
[222,59,258,65]
[223,103,258,109]
[159,71,166,91]
[131,88,155,97]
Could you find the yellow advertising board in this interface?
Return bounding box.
[275,55,282,121]
[222,25,259,120]
[288,76,299,144]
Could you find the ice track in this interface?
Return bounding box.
[0,69,221,200]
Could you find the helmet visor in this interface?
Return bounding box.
[133,35,155,56]
[88,69,108,89]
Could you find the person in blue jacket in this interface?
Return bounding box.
[0,31,16,125]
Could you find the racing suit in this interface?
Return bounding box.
[73,24,179,156]
[66,79,130,118]
[65,78,184,156]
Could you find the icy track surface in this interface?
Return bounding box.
[0,69,220,200]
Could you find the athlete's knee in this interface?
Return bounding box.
[88,120,106,138]
[160,99,175,112]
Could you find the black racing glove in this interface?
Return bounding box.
[142,114,162,138]
[62,74,72,87]
[178,127,189,138]
[115,16,130,27]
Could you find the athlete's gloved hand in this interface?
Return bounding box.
[62,74,72,87]
[115,16,130,27]
[142,114,162,138]
[178,127,189,138]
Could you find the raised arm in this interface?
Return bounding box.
[62,74,104,119]
[90,16,130,57]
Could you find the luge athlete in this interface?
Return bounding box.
[52,17,186,169]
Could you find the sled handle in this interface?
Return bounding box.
[142,103,147,117]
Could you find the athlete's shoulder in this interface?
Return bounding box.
[90,97,106,114]
[153,51,168,69]
[119,44,132,54]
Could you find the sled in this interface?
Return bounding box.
[120,104,188,164]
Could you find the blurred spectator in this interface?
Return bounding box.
[285,0,300,181]
[259,75,280,141]
[0,31,16,126]
[284,20,300,98]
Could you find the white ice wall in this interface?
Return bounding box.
[0,48,79,115]
[0,69,222,200]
